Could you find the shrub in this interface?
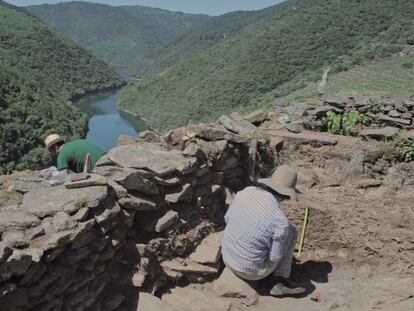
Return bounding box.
[399,137,414,162]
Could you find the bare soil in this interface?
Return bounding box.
[162,131,414,310]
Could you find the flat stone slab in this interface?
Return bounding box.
[186,124,248,144]
[0,210,40,231]
[190,231,224,265]
[165,184,192,204]
[243,110,269,124]
[161,259,219,276]
[262,129,338,145]
[118,195,159,211]
[304,105,342,117]
[100,142,197,176]
[218,113,264,138]
[359,127,400,139]
[379,115,412,126]
[7,178,49,194]
[355,178,382,189]
[64,174,107,189]
[23,186,107,218]
[111,168,159,195]
[155,210,178,233]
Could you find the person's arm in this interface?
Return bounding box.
[269,221,289,263]
[224,191,238,224]
[225,188,234,206]
[57,153,69,173]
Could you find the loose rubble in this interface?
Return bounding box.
[0,95,413,310]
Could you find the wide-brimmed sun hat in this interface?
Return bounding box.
[44,134,65,153]
[258,165,301,200]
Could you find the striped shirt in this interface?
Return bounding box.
[222,186,291,274]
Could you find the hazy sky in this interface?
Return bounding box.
[5,0,285,15]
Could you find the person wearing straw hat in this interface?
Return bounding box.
[44,134,105,174]
[221,165,305,297]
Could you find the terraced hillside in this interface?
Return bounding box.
[0,1,124,173]
[26,1,210,75]
[119,0,414,130]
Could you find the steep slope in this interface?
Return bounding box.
[286,50,414,101]
[0,1,124,173]
[119,0,414,130]
[137,6,279,76]
[26,1,210,75]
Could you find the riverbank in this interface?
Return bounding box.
[75,85,146,151]
[69,80,127,102]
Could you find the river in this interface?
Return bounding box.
[75,87,146,151]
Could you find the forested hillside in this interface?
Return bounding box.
[0,1,124,173]
[26,1,210,75]
[119,0,414,130]
[136,6,281,76]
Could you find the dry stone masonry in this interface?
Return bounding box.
[1,101,413,310]
[0,117,272,310]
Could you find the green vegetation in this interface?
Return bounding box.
[398,136,414,162]
[323,110,366,135]
[138,7,279,76]
[119,0,414,131]
[26,2,210,76]
[287,53,414,101]
[0,1,124,173]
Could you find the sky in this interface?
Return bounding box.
[5,0,285,15]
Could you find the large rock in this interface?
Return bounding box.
[304,105,342,118]
[190,231,224,265]
[213,268,258,306]
[118,195,159,211]
[64,174,107,189]
[186,124,248,144]
[161,259,219,278]
[379,115,411,126]
[23,186,107,218]
[155,210,178,233]
[218,113,264,138]
[359,127,400,140]
[99,142,197,176]
[243,110,269,124]
[2,230,29,249]
[52,211,76,232]
[7,179,49,194]
[137,293,177,311]
[111,168,159,195]
[165,184,192,204]
[0,210,40,231]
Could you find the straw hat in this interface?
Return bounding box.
[258,165,300,200]
[44,134,65,152]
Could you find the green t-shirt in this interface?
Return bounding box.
[57,139,105,173]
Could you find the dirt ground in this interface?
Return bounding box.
[161,131,414,311]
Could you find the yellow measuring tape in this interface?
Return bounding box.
[298,207,309,257]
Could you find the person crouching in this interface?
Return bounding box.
[221,165,306,297]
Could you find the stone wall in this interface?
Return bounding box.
[273,96,414,139]
[0,120,272,310]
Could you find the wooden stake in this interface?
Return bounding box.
[298,207,309,257]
